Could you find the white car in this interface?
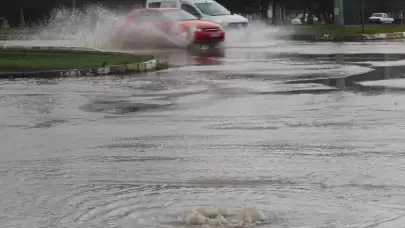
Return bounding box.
[291,14,318,25]
[145,0,248,29]
[368,13,394,24]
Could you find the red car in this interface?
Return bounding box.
[113,8,225,49]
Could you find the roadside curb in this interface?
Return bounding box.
[0,46,168,79]
[0,44,104,52]
[0,59,166,79]
[0,29,38,40]
[342,32,405,41]
[284,31,405,42]
[0,35,10,40]
[0,34,30,40]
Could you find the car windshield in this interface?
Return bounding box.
[194,2,231,16]
[372,13,383,17]
[163,10,199,21]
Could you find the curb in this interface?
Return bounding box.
[0,34,30,40]
[0,44,104,52]
[0,29,38,40]
[0,46,168,79]
[0,35,10,40]
[284,31,405,42]
[344,32,405,41]
[0,59,165,79]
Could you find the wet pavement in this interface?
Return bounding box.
[2,40,405,228]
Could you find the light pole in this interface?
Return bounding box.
[361,0,364,33]
[334,0,344,25]
[73,0,76,11]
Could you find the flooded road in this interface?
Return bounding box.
[2,41,405,228]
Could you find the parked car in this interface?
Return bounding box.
[0,18,9,29]
[291,13,319,25]
[112,8,225,49]
[368,13,394,24]
[145,0,248,29]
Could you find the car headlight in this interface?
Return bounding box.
[212,20,227,28]
[190,27,203,32]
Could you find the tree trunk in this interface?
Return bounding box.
[271,0,276,25]
[302,8,306,24]
[260,0,269,21]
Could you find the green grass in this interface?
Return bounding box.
[289,24,405,37]
[0,51,154,71]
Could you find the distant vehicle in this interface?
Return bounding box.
[145,0,248,29]
[291,14,319,25]
[113,8,225,49]
[0,18,9,29]
[368,13,394,24]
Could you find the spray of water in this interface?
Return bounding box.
[29,5,115,48]
[29,5,195,50]
[223,21,291,48]
[26,5,289,51]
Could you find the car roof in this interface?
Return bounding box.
[185,0,215,3]
[127,8,180,15]
[131,8,179,12]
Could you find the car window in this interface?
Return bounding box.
[181,4,201,18]
[131,10,162,21]
[372,13,382,17]
[148,2,161,8]
[194,2,230,16]
[163,9,198,21]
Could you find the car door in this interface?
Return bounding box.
[382,14,387,23]
[384,13,393,23]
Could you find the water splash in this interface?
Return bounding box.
[223,21,290,48]
[29,5,115,48]
[22,5,289,51]
[29,5,194,50]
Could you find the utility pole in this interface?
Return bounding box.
[20,8,25,28]
[73,0,76,11]
[334,0,344,25]
[271,0,276,25]
[361,0,364,33]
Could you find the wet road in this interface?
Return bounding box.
[2,41,405,228]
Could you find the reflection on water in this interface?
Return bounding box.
[283,52,405,94]
[2,42,405,228]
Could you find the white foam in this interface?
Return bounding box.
[357,59,405,67]
[179,206,268,227]
[357,78,405,88]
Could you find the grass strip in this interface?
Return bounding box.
[0,51,154,72]
[288,24,405,37]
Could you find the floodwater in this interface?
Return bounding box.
[2,40,405,228]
